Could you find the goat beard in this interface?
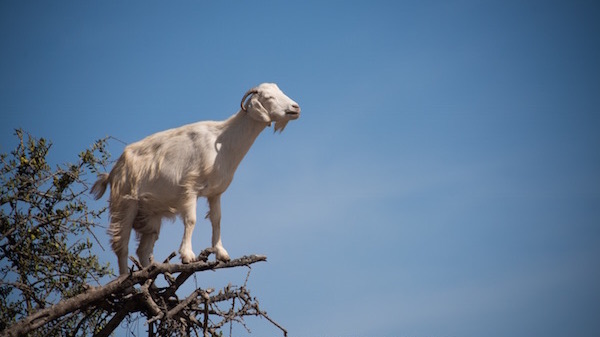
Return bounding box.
[273,120,289,133]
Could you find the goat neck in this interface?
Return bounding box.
[215,110,268,167]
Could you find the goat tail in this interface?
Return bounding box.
[91,173,110,199]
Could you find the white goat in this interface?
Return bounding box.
[91,83,300,275]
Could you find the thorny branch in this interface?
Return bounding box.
[1,251,287,337]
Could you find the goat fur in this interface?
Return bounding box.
[92,83,300,275]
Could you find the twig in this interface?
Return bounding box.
[129,256,143,271]
[94,301,137,337]
[140,279,162,318]
[258,310,288,337]
[203,290,210,337]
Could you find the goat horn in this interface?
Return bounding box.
[240,88,259,111]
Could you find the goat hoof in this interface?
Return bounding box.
[215,247,230,262]
[180,250,197,264]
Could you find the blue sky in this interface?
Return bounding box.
[1,1,599,336]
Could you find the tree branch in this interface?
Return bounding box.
[1,254,267,337]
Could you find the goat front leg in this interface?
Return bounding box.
[207,195,230,262]
[179,197,198,264]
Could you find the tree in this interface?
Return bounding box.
[0,129,112,336]
[0,131,286,337]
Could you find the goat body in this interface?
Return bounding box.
[92,83,300,274]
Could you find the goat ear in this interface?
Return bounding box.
[247,97,271,124]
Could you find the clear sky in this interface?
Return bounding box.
[1,1,599,336]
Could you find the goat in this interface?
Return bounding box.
[91,83,301,275]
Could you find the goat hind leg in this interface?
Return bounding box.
[114,237,131,276]
[136,216,160,268]
[109,200,137,275]
[136,232,158,268]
